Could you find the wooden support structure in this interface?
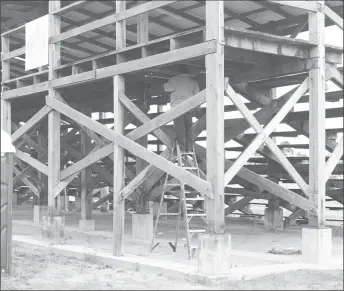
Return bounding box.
[1,0,343,269]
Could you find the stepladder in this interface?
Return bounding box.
[150,142,206,259]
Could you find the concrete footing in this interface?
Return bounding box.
[198,233,231,275]
[42,215,65,244]
[33,205,48,226]
[132,213,153,241]
[264,207,283,231]
[302,228,332,264]
[79,219,95,231]
[152,202,167,219]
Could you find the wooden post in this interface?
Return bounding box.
[113,0,126,256]
[308,1,326,228]
[1,99,13,274]
[48,0,61,216]
[80,109,92,220]
[205,0,225,233]
[135,3,150,214]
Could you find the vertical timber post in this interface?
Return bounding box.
[135,2,150,215]
[1,99,13,274]
[113,0,126,256]
[45,0,65,243]
[198,1,231,275]
[302,0,332,264]
[79,109,95,231]
[1,35,13,273]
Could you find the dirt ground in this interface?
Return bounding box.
[1,244,343,290]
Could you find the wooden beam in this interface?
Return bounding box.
[225,197,254,216]
[1,35,10,82]
[194,143,317,215]
[80,109,93,220]
[14,149,48,176]
[324,137,343,182]
[205,1,225,234]
[13,165,40,197]
[60,144,113,181]
[225,81,309,197]
[323,4,343,30]
[51,1,178,43]
[51,1,88,15]
[11,105,52,143]
[46,96,213,198]
[1,81,49,100]
[48,0,62,215]
[1,47,25,61]
[223,78,309,186]
[308,2,326,227]
[125,90,205,141]
[119,94,173,148]
[52,41,217,89]
[113,0,126,257]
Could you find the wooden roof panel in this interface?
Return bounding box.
[83,1,113,14]
[225,19,251,30]
[247,10,285,24]
[148,22,175,37]
[224,1,262,14]
[168,1,200,10]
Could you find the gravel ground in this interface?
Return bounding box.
[1,245,343,290]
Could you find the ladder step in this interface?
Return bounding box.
[159,213,179,216]
[185,198,204,201]
[187,213,206,217]
[189,229,206,233]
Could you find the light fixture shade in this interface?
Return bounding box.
[1,128,16,153]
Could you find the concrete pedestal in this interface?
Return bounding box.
[302,228,332,264]
[198,233,231,275]
[264,207,283,231]
[75,197,81,212]
[79,219,95,231]
[12,192,18,205]
[132,213,153,241]
[42,215,65,244]
[34,205,48,226]
[152,202,167,219]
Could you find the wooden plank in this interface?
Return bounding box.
[51,1,177,43]
[323,4,343,30]
[14,150,48,176]
[60,144,113,181]
[290,21,308,39]
[52,71,96,88]
[1,47,25,61]
[11,105,52,143]
[267,1,318,12]
[126,90,205,141]
[205,1,225,233]
[225,81,309,196]
[308,3,326,227]
[324,136,343,182]
[224,78,309,186]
